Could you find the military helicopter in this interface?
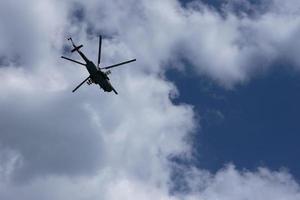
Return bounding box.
[61,36,136,94]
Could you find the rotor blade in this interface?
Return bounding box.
[111,86,118,95]
[97,35,102,67]
[101,59,136,70]
[72,76,91,93]
[112,88,118,95]
[61,56,86,66]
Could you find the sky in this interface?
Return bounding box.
[0,0,300,199]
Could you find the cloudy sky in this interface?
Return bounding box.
[0,0,300,199]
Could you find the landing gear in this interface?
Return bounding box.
[87,78,93,85]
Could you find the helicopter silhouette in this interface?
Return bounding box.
[61,36,136,94]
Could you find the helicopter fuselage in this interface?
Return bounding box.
[61,36,135,94]
[77,50,114,93]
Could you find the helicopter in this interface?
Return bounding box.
[61,36,136,94]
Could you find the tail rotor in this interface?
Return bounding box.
[67,37,83,53]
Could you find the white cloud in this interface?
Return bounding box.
[0,0,300,200]
[72,0,300,87]
[182,165,300,200]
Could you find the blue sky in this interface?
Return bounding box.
[168,63,300,180]
[170,0,300,181]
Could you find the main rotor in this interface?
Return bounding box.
[62,36,136,72]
